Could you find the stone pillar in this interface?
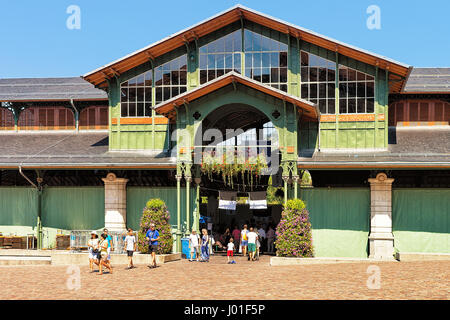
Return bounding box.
[368,173,395,260]
[102,173,128,232]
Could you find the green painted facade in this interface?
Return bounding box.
[392,189,450,253]
[298,188,370,258]
[106,21,393,152]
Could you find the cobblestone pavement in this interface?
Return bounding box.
[0,254,448,300]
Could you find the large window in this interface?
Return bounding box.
[155,55,187,105]
[338,65,375,114]
[120,70,153,117]
[244,29,288,92]
[120,54,187,117]
[199,30,241,84]
[300,51,335,114]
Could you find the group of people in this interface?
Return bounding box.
[188,224,276,264]
[87,223,160,274]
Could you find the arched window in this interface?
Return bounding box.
[244,29,288,91]
[338,65,375,114]
[0,108,15,130]
[199,30,242,84]
[79,106,108,130]
[300,51,336,114]
[18,107,75,130]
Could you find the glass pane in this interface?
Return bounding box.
[319,100,327,114]
[339,99,347,113]
[271,68,279,83]
[319,67,327,82]
[309,67,317,82]
[137,88,145,101]
[137,103,144,117]
[145,87,152,103]
[301,84,308,99]
[327,99,335,114]
[357,98,366,113]
[319,83,327,98]
[279,68,287,83]
[136,75,144,87]
[366,82,374,97]
[301,67,309,82]
[339,67,347,81]
[128,88,136,101]
[310,83,317,99]
[367,98,374,113]
[339,83,347,98]
[200,70,207,84]
[348,69,356,81]
[120,88,127,102]
[261,68,270,83]
[348,82,356,97]
[348,98,356,113]
[128,102,136,117]
[328,83,335,98]
[121,103,128,117]
[279,52,287,67]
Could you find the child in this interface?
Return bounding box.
[188,230,200,261]
[124,228,136,269]
[227,238,235,264]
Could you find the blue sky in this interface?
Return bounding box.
[0,0,448,78]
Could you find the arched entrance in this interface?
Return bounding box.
[190,103,283,253]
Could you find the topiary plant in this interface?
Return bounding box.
[137,198,173,254]
[275,199,314,257]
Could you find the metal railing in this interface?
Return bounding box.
[69,230,138,254]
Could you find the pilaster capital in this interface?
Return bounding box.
[185,176,192,183]
[368,173,394,185]
[101,173,129,185]
[175,175,183,182]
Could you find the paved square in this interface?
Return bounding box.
[0,255,448,299]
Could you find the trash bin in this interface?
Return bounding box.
[181,238,189,259]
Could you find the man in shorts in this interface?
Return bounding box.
[247,227,258,261]
[146,223,160,268]
[124,228,136,269]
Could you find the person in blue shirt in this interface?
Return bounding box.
[103,228,114,267]
[145,223,160,268]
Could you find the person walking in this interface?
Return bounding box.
[98,233,113,275]
[200,228,210,262]
[87,231,99,272]
[103,228,114,267]
[240,224,249,257]
[246,227,258,262]
[231,226,240,253]
[146,223,160,268]
[266,225,275,253]
[188,230,200,262]
[124,228,136,269]
[258,224,266,254]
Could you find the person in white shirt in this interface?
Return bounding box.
[87,231,99,272]
[246,227,259,261]
[123,228,136,269]
[188,230,200,261]
[226,238,235,264]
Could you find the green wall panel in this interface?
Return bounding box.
[393,189,450,253]
[127,187,196,231]
[298,188,370,258]
[0,187,37,227]
[42,187,105,230]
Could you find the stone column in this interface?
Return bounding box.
[102,173,128,232]
[368,173,395,260]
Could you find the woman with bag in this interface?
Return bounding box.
[98,233,113,275]
[87,231,99,272]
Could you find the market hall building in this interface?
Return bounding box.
[0,5,448,258]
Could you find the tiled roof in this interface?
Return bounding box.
[404,68,450,93]
[298,126,450,168]
[0,77,108,102]
[0,132,174,168]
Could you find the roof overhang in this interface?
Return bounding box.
[83,5,411,93]
[153,71,319,121]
